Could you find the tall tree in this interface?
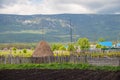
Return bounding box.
[77,38,90,50]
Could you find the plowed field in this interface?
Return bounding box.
[0,69,120,80]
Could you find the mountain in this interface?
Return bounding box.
[0,14,120,43]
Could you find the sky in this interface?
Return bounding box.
[0,0,120,15]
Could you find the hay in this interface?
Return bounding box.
[32,41,53,57]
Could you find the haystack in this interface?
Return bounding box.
[32,41,53,57]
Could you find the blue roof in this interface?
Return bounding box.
[117,43,120,47]
[99,41,112,47]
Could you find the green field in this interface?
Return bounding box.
[0,63,120,71]
[0,48,120,57]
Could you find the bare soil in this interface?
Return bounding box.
[0,69,120,80]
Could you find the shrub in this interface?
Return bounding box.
[23,49,27,53]
[67,44,75,51]
[77,38,90,50]
[59,46,66,50]
[12,47,17,51]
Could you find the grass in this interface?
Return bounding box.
[87,52,120,57]
[0,49,70,57]
[1,49,120,57]
[54,51,70,56]
[0,63,120,71]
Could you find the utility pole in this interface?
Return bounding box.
[41,24,44,40]
[69,19,72,43]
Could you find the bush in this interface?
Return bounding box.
[12,47,17,51]
[77,38,90,50]
[51,44,63,51]
[59,46,66,50]
[67,44,75,51]
[23,49,27,53]
[96,44,106,48]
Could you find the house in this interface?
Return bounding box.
[117,43,120,47]
[99,41,112,47]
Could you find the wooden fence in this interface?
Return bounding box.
[0,56,120,66]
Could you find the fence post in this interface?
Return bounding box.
[84,55,87,63]
[4,57,6,64]
[118,58,120,66]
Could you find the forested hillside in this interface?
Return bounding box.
[0,14,120,43]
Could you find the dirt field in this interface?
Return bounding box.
[0,69,120,80]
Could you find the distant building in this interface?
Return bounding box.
[117,43,120,47]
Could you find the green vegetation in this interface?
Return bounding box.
[0,63,119,71]
[23,49,27,53]
[0,37,120,57]
[54,51,70,56]
[87,52,120,57]
[1,14,120,43]
[51,43,64,51]
[0,49,33,57]
[67,44,75,51]
[0,43,36,49]
[96,44,106,48]
[77,38,90,50]
[59,45,66,50]
[98,38,105,42]
[1,48,120,57]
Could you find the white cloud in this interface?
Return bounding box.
[0,0,120,15]
[115,12,120,14]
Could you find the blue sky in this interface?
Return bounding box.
[0,0,120,15]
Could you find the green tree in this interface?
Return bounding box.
[51,44,63,51]
[96,44,106,48]
[97,38,106,48]
[12,47,17,51]
[77,38,90,50]
[23,49,27,53]
[67,44,75,51]
[59,46,66,50]
[98,38,105,42]
[51,44,57,51]
[19,51,22,54]
[12,47,17,53]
